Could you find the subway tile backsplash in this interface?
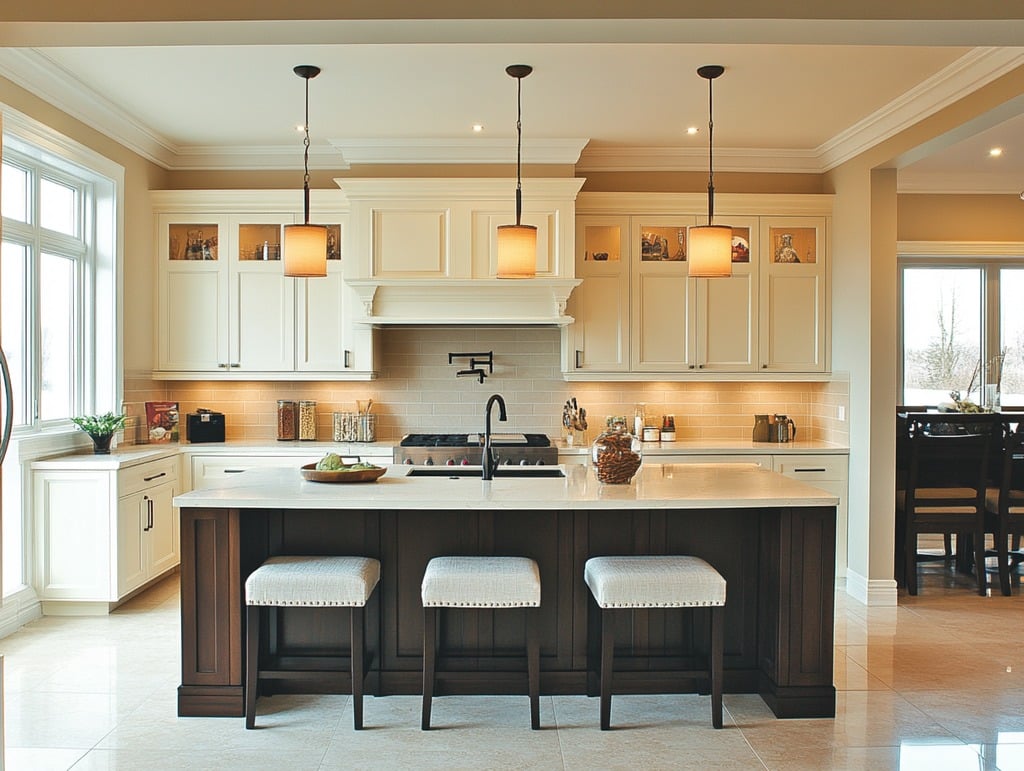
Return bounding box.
[125,327,850,445]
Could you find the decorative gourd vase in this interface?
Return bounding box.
[591,421,642,484]
[89,433,114,454]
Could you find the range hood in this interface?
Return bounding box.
[338,178,585,326]
[347,277,581,326]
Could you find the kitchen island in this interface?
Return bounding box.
[174,463,838,720]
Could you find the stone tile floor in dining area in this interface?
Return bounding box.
[3,562,1024,770]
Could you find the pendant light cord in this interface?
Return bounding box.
[515,72,523,227]
[706,74,715,227]
[302,74,312,226]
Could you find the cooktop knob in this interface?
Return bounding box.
[535,459,545,465]
[445,458,455,466]
[404,458,413,465]
[460,458,471,465]
[519,459,529,466]
[424,457,434,466]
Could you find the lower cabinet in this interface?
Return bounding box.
[33,454,180,613]
[773,454,849,580]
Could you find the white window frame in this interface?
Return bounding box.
[0,106,123,612]
[898,242,1024,407]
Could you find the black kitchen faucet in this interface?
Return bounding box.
[482,393,508,481]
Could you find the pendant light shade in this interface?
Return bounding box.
[688,64,732,279]
[497,64,537,279]
[283,65,328,278]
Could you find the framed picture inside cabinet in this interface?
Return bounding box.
[326,224,341,260]
[770,226,816,264]
[640,226,687,261]
[731,226,751,263]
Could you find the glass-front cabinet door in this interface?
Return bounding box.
[758,216,827,372]
[567,216,631,373]
[630,217,696,372]
[692,216,759,372]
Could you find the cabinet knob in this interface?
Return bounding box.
[218,363,228,368]
[762,364,768,369]
[698,364,705,369]
[688,364,695,370]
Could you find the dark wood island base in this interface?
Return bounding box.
[178,503,836,720]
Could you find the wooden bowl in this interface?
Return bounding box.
[299,463,387,484]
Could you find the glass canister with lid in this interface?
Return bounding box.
[276,400,297,441]
[591,417,643,484]
[298,400,317,441]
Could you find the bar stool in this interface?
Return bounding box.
[420,556,541,730]
[584,555,726,729]
[245,555,381,729]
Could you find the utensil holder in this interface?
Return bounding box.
[332,411,376,442]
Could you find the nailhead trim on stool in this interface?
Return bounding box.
[584,556,726,730]
[244,555,381,730]
[420,556,541,730]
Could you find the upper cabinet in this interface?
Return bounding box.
[152,191,378,381]
[564,193,831,379]
[340,178,584,325]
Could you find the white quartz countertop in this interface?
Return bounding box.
[172,462,839,511]
[31,446,181,470]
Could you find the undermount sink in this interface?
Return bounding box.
[406,467,565,479]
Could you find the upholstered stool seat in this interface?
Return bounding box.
[584,555,726,729]
[245,555,380,729]
[420,556,541,730]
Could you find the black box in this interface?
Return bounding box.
[186,410,225,443]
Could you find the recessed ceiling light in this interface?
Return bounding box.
[472,124,484,133]
[990,147,1004,157]
[686,126,699,135]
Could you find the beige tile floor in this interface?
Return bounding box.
[2,562,1023,770]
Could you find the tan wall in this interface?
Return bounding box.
[123,327,847,445]
[580,171,826,194]
[898,194,1024,242]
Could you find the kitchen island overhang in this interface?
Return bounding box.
[175,463,838,720]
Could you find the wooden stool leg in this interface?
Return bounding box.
[905,524,918,596]
[526,608,540,730]
[710,606,724,729]
[599,608,614,731]
[999,522,1012,597]
[974,527,988,596]
[245,605,260,729]
[351,606,365,729]
[421,607,437,730]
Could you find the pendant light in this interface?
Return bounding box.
[283,65,328,278]
[688,65,732,278]
[496,64,538,279]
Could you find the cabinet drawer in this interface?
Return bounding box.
[192,454,321,490]
[119,457,179,496]
[773,455,846,482]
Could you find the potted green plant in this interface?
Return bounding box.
[71,411,127,454]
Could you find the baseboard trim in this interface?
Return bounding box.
[0,595,43,639]
[845,570,898,606]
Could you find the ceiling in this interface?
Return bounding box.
[0,13,1023,193]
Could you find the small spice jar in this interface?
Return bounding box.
[276,400,297,441]
[591,419,643,484]
[298,400,317,441]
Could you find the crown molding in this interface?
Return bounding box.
[0,48,178,168]
[329,137,588,165]
[171,144,347,171]
[819,47,1024,171]
[898,240,1024,256]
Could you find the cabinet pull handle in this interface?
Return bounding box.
[224,469,246,474]
[218,363,228,368]
[344,350,352,368]
[148,499,154,530]
[230,363,241,368]
[143,496,151,531]
[574,349,583,369]
[761,364,768,369]
[698,364,705,369]
[792,467,827,473]
[143,471,166,482]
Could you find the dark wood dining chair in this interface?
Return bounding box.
[985,426,1024,596]
[896,412,1003,596]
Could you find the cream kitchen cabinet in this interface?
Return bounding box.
[759,217,828,373]
[32,453,180,614]
[566,194,831,379]
[153,191,377,380]
[773,453,848,579]
[187,448,394,490]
